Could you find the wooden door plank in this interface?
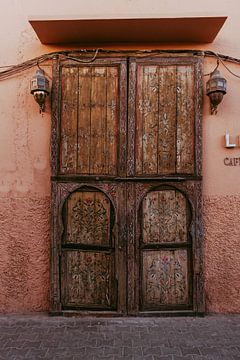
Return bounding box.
[142,66,159,174]
[116,183,127,313]
[158,66,176,174]
[176,65,195,174]
[90,67,107,175]
[60,67,78,174]
[136,66,159,175]
[77,67,92,174]
[106,67,118,175]
[126,182,139,315]
[135,65,144,175]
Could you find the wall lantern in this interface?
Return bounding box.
[30,69,50,113]
[206,69,227,115]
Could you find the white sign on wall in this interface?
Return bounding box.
[224,132,240,166]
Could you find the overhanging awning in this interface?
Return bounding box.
[29,16,227,45]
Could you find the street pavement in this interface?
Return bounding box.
[0,314,239,360]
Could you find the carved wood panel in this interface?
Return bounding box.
[61,250,116,309]
[142,190,188,244]
[61,188,117,310]
[64,190,111,246]
[142,249,189,308]
[140,188,192,311]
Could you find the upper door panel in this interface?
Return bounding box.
[59,59,127,177]
[55,55,202,179]
[128,56,203,178]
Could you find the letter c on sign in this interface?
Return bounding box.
[224,157,230,166]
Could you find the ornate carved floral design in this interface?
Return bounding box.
[67,196,110,245]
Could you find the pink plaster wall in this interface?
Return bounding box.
[204,195,240,313]
[0,0,240,313]
[0,197,50,312]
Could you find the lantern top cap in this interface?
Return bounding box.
[35,69,45,75]
[210,69,224,79]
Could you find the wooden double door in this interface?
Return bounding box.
[50,54,204,315]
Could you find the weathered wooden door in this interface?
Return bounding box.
[50,54,204,315]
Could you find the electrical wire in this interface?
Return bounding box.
[65,49,99,63]
[213,52,240,79]
[203,59,220,76]
[0,49,99,81]
[1,49,240,81]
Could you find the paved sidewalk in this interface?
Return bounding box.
[0,314,239,360]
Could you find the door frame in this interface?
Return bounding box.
[49,52,204,315]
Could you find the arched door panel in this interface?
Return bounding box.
[61,188,117,310]
[139,188,193,311]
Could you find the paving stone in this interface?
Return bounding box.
[96,338,115,346]
[104,346,123,356]
[4,339,24,349]
[198,346,220,356]
[44,348,72,358]
[22,340,42,349]
[123,347,143,356]
[150,339,170,347]
[0,350,11,358]
[181,347,200,355]
[25,348,48,358]
[143,346,163,356]
[84,346,104,356]
[6,348,30,357]
[162,346,181,355]
[220,346,240,356]
[114,337,132,347]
